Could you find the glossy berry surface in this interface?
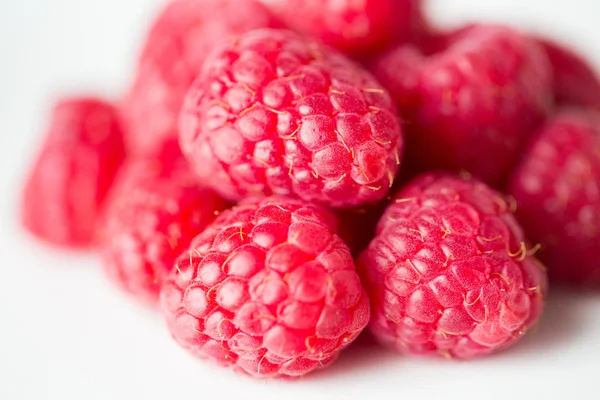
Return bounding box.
[122,0,277,156]
[160,196,369,378]
[99,156,227,303]
[537,37,600,108]
[258,0,424,58]
[359,173,547,359]
[509,109,600,285]
[372,24,552,187]
[180,28,403,209]
[21,97,126,248]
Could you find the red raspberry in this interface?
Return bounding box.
[359,173,548,359]
[257,0,424,58]
[21,97,126,248]
[122,0,278,156]
[371,24,553,187]
[508,109,600,286]
[180,28,403,209]
[99,156,228,303]
[370,44,425,116]
[160,196,369,378]
[537,37,600,108]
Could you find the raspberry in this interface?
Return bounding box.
[371,24,553,187]
[257,0,424,58]
[508,109,600,286]
[122,0,278,156]
[160,196,369,378]
[537,37,600,108]
[99,156,228,303]
[21,97,126,248]
[180,28,403,209]
[370,44,425,116]
[359,173,547,359]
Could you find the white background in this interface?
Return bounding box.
[1,1,600,399]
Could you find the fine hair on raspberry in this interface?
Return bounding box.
[359,173,548,359]
[179,28,404,209]
[160,196,370,378]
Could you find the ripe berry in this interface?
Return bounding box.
[537,37,600,108]
[257,0,424,58]
[160,196,369,378]
[99,156,228,303]
[180,28,403,209]
[122,0,278,156]
[21,97,125,248]
[359,173,548,359]
[509,109,600,285]
[371,24,553,187]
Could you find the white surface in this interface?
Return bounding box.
[1,1,600,399]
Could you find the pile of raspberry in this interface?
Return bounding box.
[20,0,600,379]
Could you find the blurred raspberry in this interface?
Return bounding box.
[180,28,403,209]
[359,173,547,359]
[99,156,227,303]
[370,44,425,115]
[509,109,600,285]
[21,97,126,248]
[121,0,278,156]
[160,196,369,378]
[537,37,600,108]
[258,0,425,58]
[371,24,553,187]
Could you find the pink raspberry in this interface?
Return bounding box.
[508,109,600,286]
[371,24,553,187]
[98,156,228,303]
[370,44,425,116]
[21,97,126,248]
[160,196,369,378]
[359,173,548,359]
[537,37,600,108]
[180,28,403,209]
[121,0,278,156]
[257,0,424,58]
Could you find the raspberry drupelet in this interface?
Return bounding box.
[21,97,126,248]
[371,24,553,187]
[359,173,548,359]
[509,109,600,286]
[99,153,228,303]
[160,196,369,378]
[122,0,278,156]
[180,28,404,209]
[257,0,425,59]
